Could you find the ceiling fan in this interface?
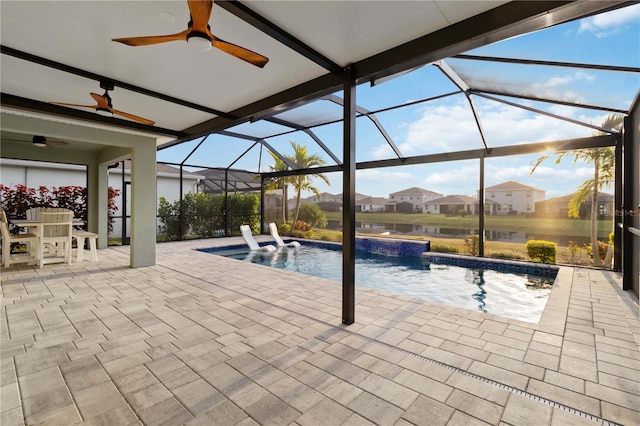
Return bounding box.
[111,0,269,68]
[31,135,68,149]
[50,81,155,125]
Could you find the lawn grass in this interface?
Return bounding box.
[306,227,600,266]
[324,212,613,238]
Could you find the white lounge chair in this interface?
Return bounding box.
[269,223,301,248]
[240,225,276,252]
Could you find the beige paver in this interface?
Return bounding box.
[1,238,638,426]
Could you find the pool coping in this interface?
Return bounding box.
[422,252,559,277]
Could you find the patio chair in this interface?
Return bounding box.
[38,210,73,268]
[26,207,44,220]
[0,209,37,268]
[268,223,301,248]
[240,225,276,252]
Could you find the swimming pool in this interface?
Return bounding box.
[201,243,556,323]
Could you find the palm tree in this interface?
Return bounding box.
[285,141,330,226]
[265,151,290,223]
[530,114,623,266]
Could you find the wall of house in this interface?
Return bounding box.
[486,189,543,215]
[360,204,385,213]
[1,161,87,188]
[390,192,440,213]
[0,160,200,238]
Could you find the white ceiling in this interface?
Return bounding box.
[0,0,626,151]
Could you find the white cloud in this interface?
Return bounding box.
[355,169,414,196]
[421,163,479,195]
[400,103,481,154]
[528,71,595,104]
[486,164,593,187]
[357,168,412,182]
[578,4,640,38]
[377,98,599,158]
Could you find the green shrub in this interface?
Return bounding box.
[184,192,224,238]
[278,222,292,234]
[158,197,182,241]
[431,243,459,253]
[526,240,557,264]
[158,192,260,240]
[298,203,327,228]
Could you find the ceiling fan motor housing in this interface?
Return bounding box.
[32,135,47,147]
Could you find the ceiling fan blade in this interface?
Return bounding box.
[112,29,190,46]
[111,108,155,126]
[188,0,213,32]
[50,101,98,109]
[212,37,269,68]
[46,140,69,147]
[90,93,110,108]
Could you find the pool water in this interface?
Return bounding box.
[204,244,555,323]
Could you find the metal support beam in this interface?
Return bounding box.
[179,165,185,239]
[454,54,640,74]
[216,1,342,74]
[260,174,265,235]
[472,89,628,115]
[1,93,183,138]
[342,66,356,325]
[353,1,629,84]
[1,46,235,119]
[263,135,617,179]
[614,134,623,272]
[479,157,485,256]
[621,115,637,292]
[324,94,404,159]
[224,170,230,236]
[266,116,342,165]
[472,92,621,133]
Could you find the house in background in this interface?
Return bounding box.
[384,199,414,213]
[389,187,442,213]
[356,196,388,213]
[484,181,545,215]
[425,195,477,215]
[536,192,614,219]
[0,159,203,238]
[296,192,368,213]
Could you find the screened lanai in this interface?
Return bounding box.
[1,1,639,321]
[154,4,640,320]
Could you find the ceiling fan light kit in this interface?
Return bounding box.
[32,135,48,147]
[187,33,213,51]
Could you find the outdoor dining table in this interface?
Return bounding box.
[10,218,85,267]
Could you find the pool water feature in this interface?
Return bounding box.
[201,243,556,323]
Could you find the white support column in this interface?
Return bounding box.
[130,142,157,267]
[96,162,109,249]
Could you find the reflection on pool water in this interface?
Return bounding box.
[202,244,555,323]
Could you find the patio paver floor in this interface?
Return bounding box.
[1,237,639,426]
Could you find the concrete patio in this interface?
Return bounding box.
[1,237,639,426]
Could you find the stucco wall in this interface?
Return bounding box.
[0,159,200,238]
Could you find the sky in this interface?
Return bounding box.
[159,3,640,201]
